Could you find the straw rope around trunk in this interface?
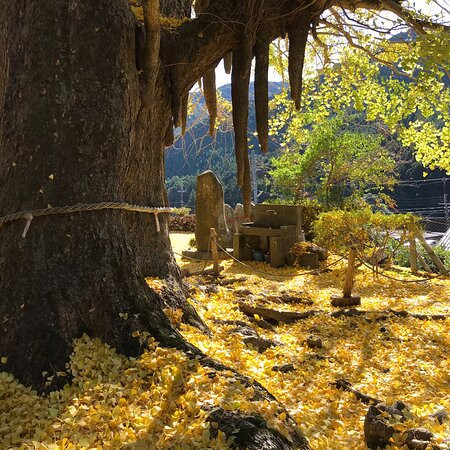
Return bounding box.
[0,202,187,238]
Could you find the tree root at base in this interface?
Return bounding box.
[332,379,443,449]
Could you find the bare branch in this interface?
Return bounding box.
[320,18,415,79]
[379,0,449,34]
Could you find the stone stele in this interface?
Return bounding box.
[195,170,229,252]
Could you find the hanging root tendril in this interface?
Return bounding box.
[169,65,181,128]
[181,93,189,136]
[254,34,270,154]
[242,149,252,217]
[232,29,254,187]
[288,14,311,110]
[164,117,174,147]
[203,69,217,137]
[223,52,232,74]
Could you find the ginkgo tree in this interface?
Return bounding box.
[269,6,450,174]
[313,209,420,305]
[0,0,448,445]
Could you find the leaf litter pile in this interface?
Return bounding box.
[0,232,448,449]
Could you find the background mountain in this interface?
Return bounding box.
[165,81,283,208]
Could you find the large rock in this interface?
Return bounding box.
[195,171,229,252]
[364,402,407,449]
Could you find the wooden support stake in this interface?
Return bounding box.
[210,228,220,276]
[416,231,447,274]
[417,252,432,273]
[343,248,356,298]
[408,236,418,273]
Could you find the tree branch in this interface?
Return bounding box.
[380,0,448,34]
[320,18,415,79]
[142,0,161,96]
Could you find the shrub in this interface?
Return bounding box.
[394,244,450,273]
[312,209,419,258]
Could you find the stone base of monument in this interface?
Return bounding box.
[330,295,361,307]
[298,252,319,269]
[181,250,232,261]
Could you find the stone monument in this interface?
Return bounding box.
[195,170,229,252]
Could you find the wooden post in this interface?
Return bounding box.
[210,227,220,276]
[416,231,447,274]
[343,248,356,298]
[409,236,418,273]
[331,247,360,307]
[417,252,432,273]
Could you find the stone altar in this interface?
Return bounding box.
[233,204,303,268]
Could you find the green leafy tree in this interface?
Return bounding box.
[270,117,397,208]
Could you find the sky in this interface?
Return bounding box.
[215,63,281,88]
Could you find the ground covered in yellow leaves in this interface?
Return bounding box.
[0,232,448,449]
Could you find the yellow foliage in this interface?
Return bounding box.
[0,233,448,449]
[172,233,450,449]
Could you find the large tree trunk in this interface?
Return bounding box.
[0,0,201,392]
[0,1,317,447]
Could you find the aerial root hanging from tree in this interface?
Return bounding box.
[223,52,232,74]
[288,14,311,110]
[254,35,270,153]
[164,117,175,147]
[202,68,217,136]
[160,31,183,129]
[180,93,189,136]
[169,65,181,128]
[141,0,160,96]
[231,11,256,217]
[242,146,252,217]
[232,30,254,190]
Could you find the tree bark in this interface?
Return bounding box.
[0,0,198,392]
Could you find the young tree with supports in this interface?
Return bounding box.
[0,0,447,445]
[313,210,419,306]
